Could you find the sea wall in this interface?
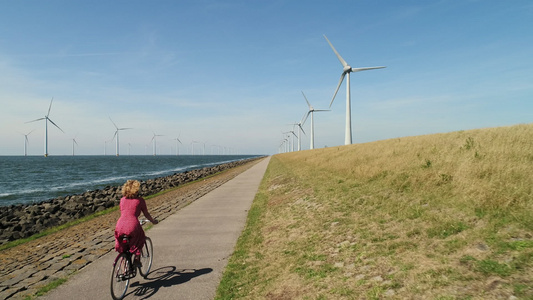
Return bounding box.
[0,157,262,245]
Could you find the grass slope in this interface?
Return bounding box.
[217,124,533,299]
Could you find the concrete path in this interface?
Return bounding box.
[40,156,270,300]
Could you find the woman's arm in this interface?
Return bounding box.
[140,198,158,224]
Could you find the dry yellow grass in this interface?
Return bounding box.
[217,124,533,300]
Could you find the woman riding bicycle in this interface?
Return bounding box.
[114,180,158,266]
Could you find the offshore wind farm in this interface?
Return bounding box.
[1,2,531,155]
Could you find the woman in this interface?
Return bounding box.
[114,180,158,265]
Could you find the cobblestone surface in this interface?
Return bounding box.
[0,160,260,300]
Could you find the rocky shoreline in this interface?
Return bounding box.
[0,157,263,245]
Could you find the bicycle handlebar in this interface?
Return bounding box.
[139,219,157,225]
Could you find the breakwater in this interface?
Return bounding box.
[0,157,263,245]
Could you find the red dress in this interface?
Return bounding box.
[114,197,148,256]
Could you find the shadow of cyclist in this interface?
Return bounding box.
[127,266,212,299]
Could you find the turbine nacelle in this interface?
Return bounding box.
[343,65,352,74]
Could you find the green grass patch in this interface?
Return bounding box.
[476,259,512,277]
[215,188,268,299]
[25,277,69,299]
[426,221,469,239]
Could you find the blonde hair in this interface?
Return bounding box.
[122,180,140,199]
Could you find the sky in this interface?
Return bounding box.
[0,1,532,156]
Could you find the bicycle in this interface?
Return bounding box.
[110,220,154,300]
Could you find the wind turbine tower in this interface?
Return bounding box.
[110,118,131,156]
[292,121,306,151]
[26,98,64,157]
[22,130,34,156]
[324,35,385,145]
[173,136,182,156]
[71,137,78,156]
[302,91,329,150]
[151,132,164,156]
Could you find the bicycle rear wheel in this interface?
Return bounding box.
[110,253,130,300]
[138,237,153,278]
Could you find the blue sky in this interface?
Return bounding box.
[1,1,532,155]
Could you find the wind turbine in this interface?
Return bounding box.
[71,137,78,156]
[191,140,199,155]
[26,97,64,157]
[151,132,164,156]
[290,121,306,151]
[302,91,329,150]
[287,131,297,152]
[324,35,385,145]
[109,118,131,156]
[22,129,35,156]
[202,141,208,155]
[172,136,182,156]
[104,139,113,156]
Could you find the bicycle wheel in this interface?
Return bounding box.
[138,237,153,278]
[110,253,130,300]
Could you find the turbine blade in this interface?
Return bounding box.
[352,66,386,72]
[302,111,311,125]
[26,118,45,123]
[324,35,348,67]
[47,118,64,133]
[300,111,308,125]
[315,109,331,112]
[109,117,118,129]
[47,97,54,117]
[301,91,312,109]
[329,73,346,108]
[299,124,306,136]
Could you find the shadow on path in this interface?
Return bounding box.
[127,266,213,299]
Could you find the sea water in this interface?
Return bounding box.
[0,155,259,207]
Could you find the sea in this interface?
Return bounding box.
[0,155,260,207]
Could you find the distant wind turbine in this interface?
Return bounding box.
[202,141,207,155]
[288,131,297,152]
[22,129,35,156]
[26,97,64,157]
[290,121,306,152]
[172,135,182,156]
[104,139,113,156]
[282,131,296,152]
[324,35,385,145]
[151,132,164,156]
[191,140,199,155]
[109,118,131,156]
[71,137,78,156]
[302,91,329,150]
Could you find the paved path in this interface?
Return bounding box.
[40,156,270,300]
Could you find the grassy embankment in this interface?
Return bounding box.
[217,124,533,299]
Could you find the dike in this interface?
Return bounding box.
[0,157,264,245]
